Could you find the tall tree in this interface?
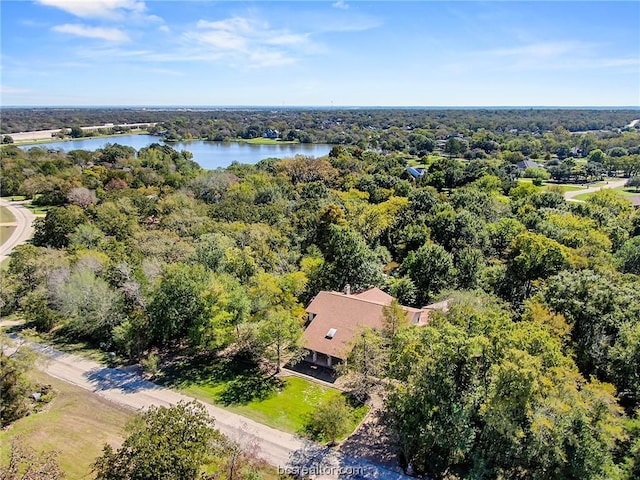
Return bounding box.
[257,308,303,373]
[320,225,383,292]
[401,242,454,306]
[147,263,213,347]
[93,402,221,480]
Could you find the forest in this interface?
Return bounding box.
[1,108,639,480]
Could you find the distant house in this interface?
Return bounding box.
[262,129,279,139]
[300,287,447,368]
[406,166,425,179]
[516,159,543,171]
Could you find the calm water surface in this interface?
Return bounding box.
[19,135,332,169]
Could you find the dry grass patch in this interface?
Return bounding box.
[0,371,133,479]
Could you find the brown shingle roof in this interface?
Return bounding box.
[302,288,426,360]
[352,287,394,304]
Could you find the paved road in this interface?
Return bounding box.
[0,199,36,262]
[3,336,409,479]
[0,196,410,478]
[9,123,157,142]
[563,178,628,203]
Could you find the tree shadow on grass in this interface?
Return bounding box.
[158,353,242,388]
[158,352,283,406]
[217,374,283,406]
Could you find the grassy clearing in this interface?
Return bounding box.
[0,196,50,215]
[0,206,16,223]
[231,137,299,145]
[0,371,133,479]
[0,196,27,202]
[573,186,639,202]
[546,184,583,193]
[519,178,592,193]
[24,202,50,216]
[0,225,16,246]
[162,354,367,437]
[11,130,151,147]
[184,375,368,438]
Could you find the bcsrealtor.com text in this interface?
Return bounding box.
[277,465,365,477]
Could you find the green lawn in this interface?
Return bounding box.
[546,184,583,193]
[0,196,27,202]
[0,371,133,479]
[0,196,50,215]
[232,137,298,145]
[573,186,639,202]
[184,375,368,437]
[24,203,50,215]
[518,178,592,193]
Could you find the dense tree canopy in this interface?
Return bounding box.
[1,108,639,479]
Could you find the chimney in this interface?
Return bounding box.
[344,284,351,295]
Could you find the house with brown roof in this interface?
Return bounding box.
[300,286,446,368]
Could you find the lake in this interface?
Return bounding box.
[18,135,333,170]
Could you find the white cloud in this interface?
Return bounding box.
[182,16,317,67]
[443,39,640,75]
[332,0,349,10]
[0,85,31,95]
[487,41,590,59]
[265,33,310,47]
[53,23,130,42]
[37,0,146,19]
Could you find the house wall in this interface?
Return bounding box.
[303,349,342,369]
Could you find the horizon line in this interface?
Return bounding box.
[2,105,640,110]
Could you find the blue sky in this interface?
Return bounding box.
[1,1,639,106]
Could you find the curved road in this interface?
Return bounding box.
[0,199,36,262]
[3,336,408,479]
[0,199,408,479]
[563,178,628,202]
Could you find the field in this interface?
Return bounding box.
[0,371,133,479]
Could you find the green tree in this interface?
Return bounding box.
[541,270,640,406]
[622,411,640,480]
[148,263,213,347]
[55,269,124,344]
[401,242,454,306]
[0,340,36,427]
[93,402,220,480]
[385,296,627,479]
[303,395,352,445]
[320,225,383,292]
[0,439,64,480]
[616,236,640,274]
[588,148,606,163]
[33,206,87,249]
[70,126,84,138]
[256,308,303,373]
[339,327,389,402]
[505,231,570,301]
[382,299,408,338]
[444,137,467,159]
